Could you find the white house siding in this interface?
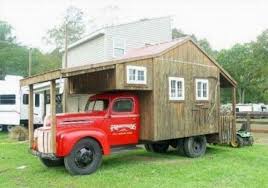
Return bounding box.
[105,17,172,60]
[62,35,106,68]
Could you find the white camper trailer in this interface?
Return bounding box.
[236,103,267,113]
[0,75,44,131]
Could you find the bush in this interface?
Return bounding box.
[9,126,28,141]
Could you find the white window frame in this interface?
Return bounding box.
[168,77,185,101]
[195,79,209,100]
[126,65,147,85]
[112,38,126,58]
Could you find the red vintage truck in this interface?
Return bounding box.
[33,92,207,175]
[23,37,238,176]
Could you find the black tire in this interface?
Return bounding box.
[64,138,102,175]
[237,135,244,148]
[184,136,207,158]
[40,158,64,167]
[0,125,3,132]
[147,142,169,153]
[177,139,185,156]
[144,144,152,152]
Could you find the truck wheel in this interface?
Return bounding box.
[64,138,102,175]
[148,142,169,153]
[0,125,3,132]
[184,136,207,158]
[40,158,64,167]
[144,144,152,152]
[177,139,185,156]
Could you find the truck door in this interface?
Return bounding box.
[108,97,139,146]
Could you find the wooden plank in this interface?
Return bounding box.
[236,120,268,125]
[50,80,57,153]
[20,69,61,86]
[28,84,34,148]
[62,78,68,112]
[62,64,116,77]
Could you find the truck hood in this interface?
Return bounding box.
[55,111,107,127]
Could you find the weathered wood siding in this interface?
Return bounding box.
[152,41,220,141]
[162,40,215,66]
[116,59,154,140]
[69,69,116,94]
[133,91,154,140]
[115,59,153,90]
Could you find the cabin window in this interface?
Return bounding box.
[0,95,16,105]
[126,65,147,84]
[195,79,209,100]
[113,38,126,57]
[169,77,185,100]
[113,99,133,112]
[23,94,29,104]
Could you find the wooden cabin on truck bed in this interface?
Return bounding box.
[20,36,237,175]
[60,36,237,142]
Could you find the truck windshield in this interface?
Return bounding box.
[85,99,109,112]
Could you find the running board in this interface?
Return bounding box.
[111,145,143,154]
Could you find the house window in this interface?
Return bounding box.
[196,79,209,100]
[169,77,185,100]
[126,65,147,84]
[113,38,126,57]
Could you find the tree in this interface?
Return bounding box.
[0,20,61,78]
[217,41,267,103]
[43,6,86,49]
[0,21,16,43]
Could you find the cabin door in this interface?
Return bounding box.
[190,77,218,135]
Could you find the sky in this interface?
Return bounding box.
[0,0,268,52]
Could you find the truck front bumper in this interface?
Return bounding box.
[30,149,59,160]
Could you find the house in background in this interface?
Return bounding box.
[62,16,172,112]
[62,16,172,68]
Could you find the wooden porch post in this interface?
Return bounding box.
[62,79,68,113]
[231,87,237,145]
[50,80,56,153]
[28,84,34,148]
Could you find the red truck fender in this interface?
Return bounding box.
[56,128,110,157]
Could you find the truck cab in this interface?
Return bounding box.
[33,92,140,175]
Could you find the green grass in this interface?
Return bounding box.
[0,132,268,188]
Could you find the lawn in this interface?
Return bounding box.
[0,132,268,188]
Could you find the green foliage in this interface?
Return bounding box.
[43,6,86,49]
[0,41,61,78]
[0,21,16,42]
[216,30,268,103]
